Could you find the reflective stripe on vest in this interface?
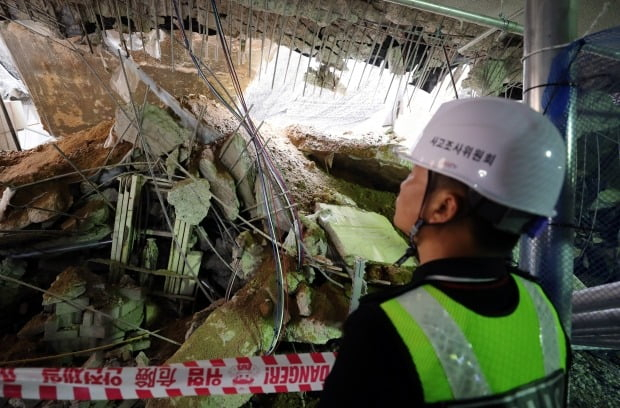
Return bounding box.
[381,275,566,404]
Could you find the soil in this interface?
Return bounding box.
[0,120,132,188]
[0,335,48,367]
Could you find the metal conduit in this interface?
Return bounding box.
[384,0,523,35]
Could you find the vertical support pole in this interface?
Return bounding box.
[520,0,577,332]
[0,98,20,151]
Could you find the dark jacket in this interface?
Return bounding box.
[319,257,570,407]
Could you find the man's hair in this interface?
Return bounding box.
[428,172,520,254]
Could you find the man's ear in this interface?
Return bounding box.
[425,190,463,224]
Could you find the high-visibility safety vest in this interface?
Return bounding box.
[381,274,568,407]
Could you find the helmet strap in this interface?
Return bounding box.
[394,171,435,267]
[394,219,425,267]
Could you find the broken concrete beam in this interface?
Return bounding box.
[316,203,414,267]
[183,95,244,137]
[120,298,143,317]
[115,302,144,331]
[286,270,310,294]
[113,104,191,157]
[167,179,212,225]
[131,339,151,352]
[120,286,146,301]
[217,132,257,211]
[113,55,223,145]
[199,147,240,221]
[287,125,412,192]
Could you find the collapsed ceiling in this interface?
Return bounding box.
[0,0,526,99]
[0,2,619,408]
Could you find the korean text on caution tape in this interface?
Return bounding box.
[0,352,336,400]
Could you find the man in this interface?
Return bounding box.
[319,97,570,407]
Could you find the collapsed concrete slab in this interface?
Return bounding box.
[147,258,280,408]
[113,104,192,157]
[218,132,257,211]
[287,125,411,192]
[199,147,240,221]
[315,203,414,268]
[167,179,213,226]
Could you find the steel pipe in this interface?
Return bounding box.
[573,282,620,314]
[572,326,620,336]
[572,308,620,331]
[520,0,577,333]
[572,334,620,349]
[384,0,523,35]
[458,8,524,54]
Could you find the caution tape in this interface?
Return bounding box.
[0,352,336,400]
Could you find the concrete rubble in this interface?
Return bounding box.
[0,68,414,407]
[0,5,617,407]
[0,71,610,407]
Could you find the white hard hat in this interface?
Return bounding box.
[410,97,566,218]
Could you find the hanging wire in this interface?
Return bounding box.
[170,0,304,354]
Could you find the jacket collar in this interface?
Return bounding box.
[361,257,511,304]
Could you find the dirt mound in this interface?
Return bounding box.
[0,120,132,187]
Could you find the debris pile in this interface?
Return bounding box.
[0,98,413,407]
